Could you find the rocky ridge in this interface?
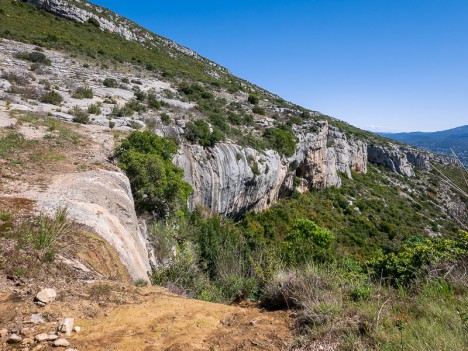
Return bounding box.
[27,0,228,74]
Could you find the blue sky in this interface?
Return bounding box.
[91,0,467,132]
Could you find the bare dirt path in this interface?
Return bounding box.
[0,285,292,351]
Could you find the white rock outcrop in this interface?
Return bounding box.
[23,170,152,282]
[175,121,368,217]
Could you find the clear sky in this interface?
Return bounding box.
[90,0,467,132]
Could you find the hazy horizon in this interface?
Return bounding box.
[90,0,468,133]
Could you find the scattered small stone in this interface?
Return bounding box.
[21,328,34,337]
[7,333,22,344]
[0,329,8,338]
[72,326,81,333]
[35,333,49,342]
[59,318,74,336]
[35,288,57,305]
[53,338,70,347]
[21,337,34,345]
[31,313,45,324]
[249,320,257,326]
[35,333,58,342]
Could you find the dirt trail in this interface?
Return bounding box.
[0,285,292,351]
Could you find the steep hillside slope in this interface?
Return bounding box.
[379,125,468,166]
[0,1,467,350]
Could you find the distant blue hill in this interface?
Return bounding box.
[377,125,468,166]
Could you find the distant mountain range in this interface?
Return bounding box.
[378,125,468,166]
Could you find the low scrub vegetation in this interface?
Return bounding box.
[15,50,51,65]
[40,90,63,105]
[70,106,90,124]
[72,86,93,99]
[0,207,73,277]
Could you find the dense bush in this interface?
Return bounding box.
[40,90,63,105]
[115,131,192,218]
[72,86,93,99]
[71,106,90,124]
[87,103,101,115]
[147,89,161,109]
[103,77,118,88]
[248,94,259,105]
[87,17,100,27]
[15,50,51,65]
[252,105,265,115]
[263,126,297,156]
[185,120,223,147]
[284,219,335,265]
[368,233,468,286]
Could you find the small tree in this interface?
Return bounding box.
[116,131,192,218]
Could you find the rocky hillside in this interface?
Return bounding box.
[0,1,467,350]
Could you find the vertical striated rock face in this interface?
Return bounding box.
[367,144,415,177]
[175,121,368,217]
[175,143,286,217]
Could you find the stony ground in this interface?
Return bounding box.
[0,282,292,351]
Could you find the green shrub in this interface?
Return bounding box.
[147,90,161,109]
[133,87,146,101]
[70,106,90,124]
[115,131,192,218]
[87,103,101,115]
[17,207,71,262]
[40,90,63,105]
[248,94,259,105]
[0,211,12,222]
[368,234,468,286]
[125,99,147,114]
[284,219,335,265]
[152,242,212,298]
[72,86,93,99]
[134,278,148,287]
[252,105,265,115]
[263,127,297,157]
[103,77,118,88]
[247,155,260,176]
[87,17,100,27]
[160,113,171,125]
[111,104,132,117]
[185,120,222,147]
[15,51,51,65]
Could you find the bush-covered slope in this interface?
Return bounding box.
[1,1,467,350]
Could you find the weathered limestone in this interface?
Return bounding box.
[175,121,368,217]
[367,144,415,176]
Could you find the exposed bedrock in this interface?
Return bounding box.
[29,170,153,282]
[175,122,368,217]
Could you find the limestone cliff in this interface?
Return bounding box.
[175,121,368,217]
